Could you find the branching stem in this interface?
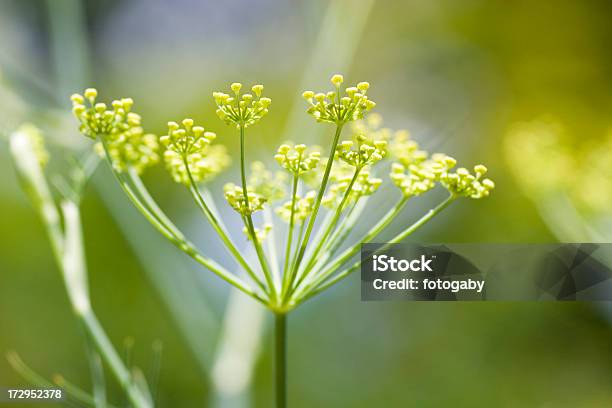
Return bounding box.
[239,124,277,299]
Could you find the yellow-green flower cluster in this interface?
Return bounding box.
[72,88,159,174]
[213,83,271,128]
[350,113,399,156]
[336,135,387,168]
[71,89,139,140]
[351,170,383,197]
[161,119,228,184]
[276,191,317,222]
[440,164,494,199]
[303,74,376,125]
[248,161,287,202]
[243,223,273,243]
[274,144,321,176]
[224,183,267,215]
[95,126,159,174]
[390,130,427,167]
[323,169,382,208]
[390,154,455,197]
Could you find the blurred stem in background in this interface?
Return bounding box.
[9,126,153,408]
[282,0,376,144]
[44,0,91,98]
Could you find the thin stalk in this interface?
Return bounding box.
[274,313,287,408]
[83,334,107,408]
[290,166,361,294]
[298,195,455,303]
[239,124,277,298]
[127,168,186,241]
[81,312,151,408]
[285,220,307,283]
[7,351,115,408]
[263,206,282,288]
[299,210,334,268]
[326,194,365,253]
[292,196,408,300]
[386,195,455,244]
[184,158,268,294]
[281,174,299,294]
[293,222,306,266]
[61,201,150,408]
[57,374,118,408]
[297,196,365,290]
[99,139,264,303]
[286,124,344,295]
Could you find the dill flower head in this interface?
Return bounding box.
[350,113,398,156]
[71,89,159,174]
[276,191,317,222]
[390,154,454,197]
[440,164,495,199]
[213,83,271,128]
[302,74,376,125]
[71,89,139,140]
[335,134,387,168]
[389,130,427,166]
[323,168,382,208]
[274,144,321,176]
[248,161,287,202]
[94,126,159,174]
[224,183,267,215]
[160,119,229,184]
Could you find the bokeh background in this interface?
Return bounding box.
[1,0,611,407]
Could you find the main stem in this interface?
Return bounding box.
[275,313,287,408]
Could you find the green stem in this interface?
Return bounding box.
[285,220,306,285]
[81,312,151,408]
[274,313,287,408]
[99,139,264,303]
[184,158,268,294]
[61,201,150,407]
[264,206,282,287]
[298,195,455,303]
[293,196,408,300]
[239,125,277,298]
[326,194,364,251]
[7,351,116,408]
[127,169,186,241]
[281,174,299,294]
[296,195,364,289]
[83,334,107,408]
[387,195,455,244]
[286,124,344,295]
[290,166,361,295]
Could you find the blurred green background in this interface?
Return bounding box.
[1,0,611,407]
